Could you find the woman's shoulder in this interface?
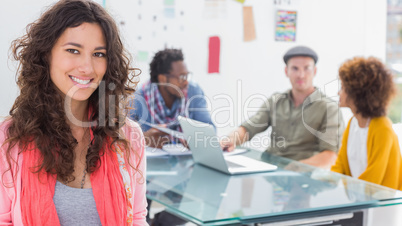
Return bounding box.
[123,118,143,134]
[371,117,393,129]
[120,118,145,167]
[0,118,12,136]
[369,117,397,136]
[0,118,20,174]
[121,118,144,151]
[0,119,13,147]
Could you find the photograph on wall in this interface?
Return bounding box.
[275,10,297,42]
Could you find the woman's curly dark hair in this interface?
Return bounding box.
[339,56,396,118]
[149,48,184,83]
[4,0,139,183]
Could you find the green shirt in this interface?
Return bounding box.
[241,89,345,161]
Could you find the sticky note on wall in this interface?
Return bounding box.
[243,6,256,42]
[164,7,175,18]
[164,0,175,6]
[208,36,220,74]
[137,51,149,62]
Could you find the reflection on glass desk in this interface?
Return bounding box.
[146,149,402,225]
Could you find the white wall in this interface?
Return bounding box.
[0,0,55,118]
[0,0,386,137]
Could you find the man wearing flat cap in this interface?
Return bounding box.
[221,46,344,169]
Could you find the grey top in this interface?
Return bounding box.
[241,89,345,161]
[53,181,102,226]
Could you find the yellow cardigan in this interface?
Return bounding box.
[331,116,402,190]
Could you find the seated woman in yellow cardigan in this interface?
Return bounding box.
[331,56,402,190]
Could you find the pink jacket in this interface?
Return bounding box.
[0,119,148,225]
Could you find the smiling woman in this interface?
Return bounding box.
[49,22,107,101]
[0,0,147,225]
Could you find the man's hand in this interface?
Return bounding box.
[220,126,249,152]
[220,137,235,152]
[299,150,337,169]
[144,127,170,149]
[179,138,189,149]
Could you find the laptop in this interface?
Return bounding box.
[178,116,277,175]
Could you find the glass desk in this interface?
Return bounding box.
[146,149,402,225]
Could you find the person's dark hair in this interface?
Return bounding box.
[4,0,139,183]
[149,48,184,83]
[339,56,396,118]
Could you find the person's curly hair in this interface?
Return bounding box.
[149,48,184,83]
[4,0,139,183]
[339,56,396,118]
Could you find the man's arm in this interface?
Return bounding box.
[221,126,249,152]
[306,100,344,169]
[143,128,170,149]
[221,97,272,151]
[129,91,152,132]
[129,91,170,148]
[299,150,337,169]
[187,83,215,127]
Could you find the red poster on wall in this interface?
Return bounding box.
[208,36,220,74]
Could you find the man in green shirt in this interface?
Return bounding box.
[221,46,345,169]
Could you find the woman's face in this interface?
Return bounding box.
[49,22,107,102]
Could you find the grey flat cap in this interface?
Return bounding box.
[283,46,318,64]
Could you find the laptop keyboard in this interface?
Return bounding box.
[226,160,245,168]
